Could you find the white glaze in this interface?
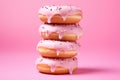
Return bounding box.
[37,40,80,53]
[39,5,82,23]
[36,57,78,74]
[39,24,82,39]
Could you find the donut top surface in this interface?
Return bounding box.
[37,40,80,52]
[39,5,82,15]
[36,57,78,74]
[39,5,82,23]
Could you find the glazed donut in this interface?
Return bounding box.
[36,57,78,74]
[37,40,80,58]
[39,24,82,42]
[38,5,82,24]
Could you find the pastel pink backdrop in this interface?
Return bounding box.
[0,0,120,80]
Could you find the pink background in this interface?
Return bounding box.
[0,0,120,80]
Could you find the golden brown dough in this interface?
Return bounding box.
[38,14,82,24]
[36,63,77,74]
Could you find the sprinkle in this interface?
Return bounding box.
[50,8,52,11]
[73,58,75,60]
[59,7,62,10]
[39,58,43,62]
[73,57,77,60]
[41,26,44,29]
[45,7,48,9]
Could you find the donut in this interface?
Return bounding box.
[39,24,82,42]
[36,57,78,74]
[38,5,82,24]
[37,40,80,58]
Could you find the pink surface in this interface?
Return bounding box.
[0,0,120,80]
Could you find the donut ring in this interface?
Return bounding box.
[38,6,82,23]
[37,40,80,58]
[39,24,82,42]
[36,57,78,74]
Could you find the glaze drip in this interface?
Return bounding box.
[45,30,49,37]
[50,64,56,72]
[37,40,80,52]
[56,50,60,56]
[58,33,63,39]
[68,67,73,74]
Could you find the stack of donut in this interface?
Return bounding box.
[36,5,83,74]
